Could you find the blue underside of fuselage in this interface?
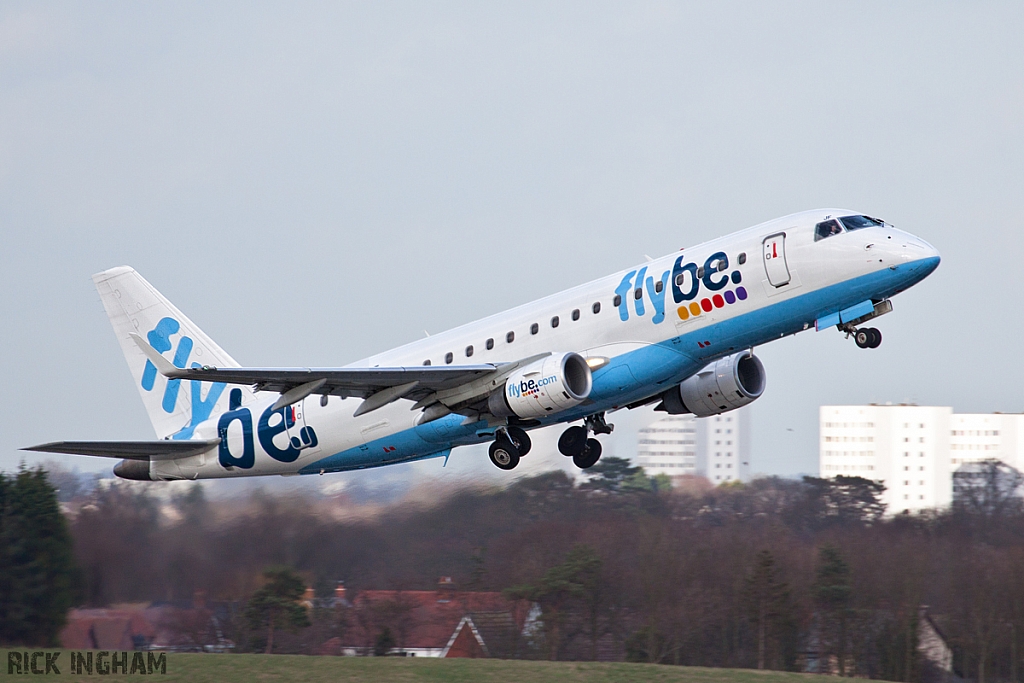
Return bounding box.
[297,256,939,475]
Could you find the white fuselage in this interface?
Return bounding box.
[148,209,939,480]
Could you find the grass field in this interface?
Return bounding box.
[1,651,845,683]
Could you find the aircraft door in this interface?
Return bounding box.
[763,233,791,287]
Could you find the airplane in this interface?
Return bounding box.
[26,210,940,481]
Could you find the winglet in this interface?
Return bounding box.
[129,333,187,378]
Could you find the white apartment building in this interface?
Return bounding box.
[636,415,697,476]
[820,405,1024,514]
[636,408,750,483]
[949,413,1024,470]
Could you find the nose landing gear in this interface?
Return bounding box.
[853,327,882,349]
[836,300,890,350]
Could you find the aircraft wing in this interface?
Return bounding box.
[129,333,546,416]
[24,439,219,461]
[163,364,498,399]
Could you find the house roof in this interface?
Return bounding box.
[442,611,520,658]
[345,590,531,651]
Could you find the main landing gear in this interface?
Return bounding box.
[488,425,532,471]
[557,413,612,470]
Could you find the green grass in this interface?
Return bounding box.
[1,651,845,683]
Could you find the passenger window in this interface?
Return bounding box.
[633,288,642,300]
[840,215,885,231]
[465,345,474,357]
[530,323,539,335]
[815,220,844,241]
[697,266,705,278]
[445,352,453,364]
[486,338,494,350]
[717,260,727,272]
[738,252,746,265]
[655,279,663,293]
[423,359,431,366]
[592,302,601,314]
[506,331,515,343]
[613,295,621,307]
[551,316,559,328]
[571,309,580,321]
[674,273,685,286]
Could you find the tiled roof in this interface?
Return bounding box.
[345,590,531,651]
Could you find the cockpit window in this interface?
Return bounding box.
[840,215,884,231]
[814,219,843,242]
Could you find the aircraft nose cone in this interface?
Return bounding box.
[915,237,940,262]
[897,233,940,263]
[897,234,940,281]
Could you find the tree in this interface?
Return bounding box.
[651,473,673,493]
[244,567,311,654]
[506,544,602,660]
[791,476,887,529]
[580,457,644,493]
[813,545,853,675]
[743,550,792,670]
[953,459,1024,518]
[373,627,395,656]
[0,467,80,646]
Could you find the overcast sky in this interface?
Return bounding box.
[2,2,1022,488]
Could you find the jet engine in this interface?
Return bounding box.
[487,352,593,419]
[659,351,766,417]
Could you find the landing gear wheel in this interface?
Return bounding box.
[489,439,521,470]
[573,439,602,469]
[867,327,882,348]
[855,329,871,349]
[558,426,588,457]
[505,426,532,456]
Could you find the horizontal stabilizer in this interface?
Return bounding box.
[23,439,219,461]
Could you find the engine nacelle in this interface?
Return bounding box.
[660,351,766,417]
[488,352,593,419]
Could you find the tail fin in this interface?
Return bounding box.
[92,267,252,440]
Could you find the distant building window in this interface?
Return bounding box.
[445,352,453,364]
